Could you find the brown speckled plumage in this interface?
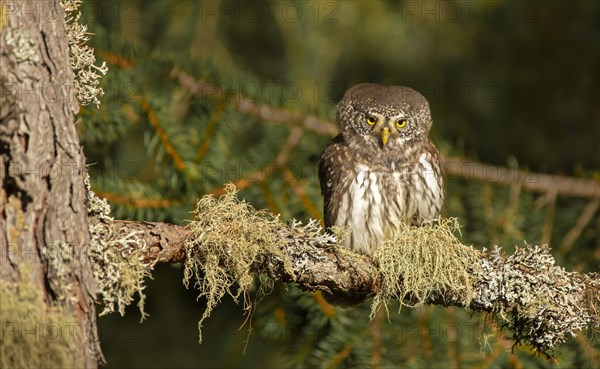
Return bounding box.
[319,83,444,255]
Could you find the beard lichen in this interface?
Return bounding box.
[183,184,293,343]
[86,175,154,320]
[369,219,597,356]
[371,218,481,318]
[0,265,83,369]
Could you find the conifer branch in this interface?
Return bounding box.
[196,101,226,162]
[559,199,600,255]
[208,126,304,195]
[169,68,600,200]
[441,157,599,199]
[139,97,187,171]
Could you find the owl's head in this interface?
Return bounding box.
[337,83,432,149]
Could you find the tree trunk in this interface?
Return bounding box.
[1,0,101,367]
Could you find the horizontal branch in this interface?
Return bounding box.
[169,68,600,199]
[441,157,600,199]
[109,207,598,355]
[169,68,338,136]
[114,219,380,296]
[112,220,189,264]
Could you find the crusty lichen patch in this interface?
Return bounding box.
[183,184,293,342]
[370,218,598,357]
[3,28,40,63]
[371,218,480,318]
[86,175,153,320]
[475,244,600,355]
[0,266,83,369]
[41,241,77,305]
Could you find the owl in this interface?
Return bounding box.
[319,83,444,256]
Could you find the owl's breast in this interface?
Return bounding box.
[334,156,443,255]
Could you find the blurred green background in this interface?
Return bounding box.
[78,0,599,368]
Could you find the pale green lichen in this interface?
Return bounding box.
[371,218,481,318]
[0,266,83,369]
[85,175,153,320]
[3,28,40,63]
[41,241,77,305]
[61,0,107,107]
[183,184,293,343]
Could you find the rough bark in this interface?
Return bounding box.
[115,220,380,295]
[1,0,101,367]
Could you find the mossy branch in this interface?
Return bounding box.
[93,185,599,357]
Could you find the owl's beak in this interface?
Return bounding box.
[381,127,390,145]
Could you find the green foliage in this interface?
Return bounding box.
[79,0,599,368]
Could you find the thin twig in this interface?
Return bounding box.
[445,308,459,369]
[209,127,304,195]
[327,343,354,369]
[196,101,227,162]
[416,307,434,359]
[441,157,599,199]
[500,182,523,240]
[282,166,322,222]
[559,199,600,256]
[540,188,557,246]
[170,68,600,199]
[574,332,600,365]
[170,68,338,136]
[312,291,335,318]
[139,97,187,172]
[259,181,280,215]
[371,306,385,369]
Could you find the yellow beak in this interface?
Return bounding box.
[381,127,390,145]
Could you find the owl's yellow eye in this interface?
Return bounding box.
[396,118,407,128]
[366,115,377,125]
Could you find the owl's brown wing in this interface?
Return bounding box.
[318,134,349,228]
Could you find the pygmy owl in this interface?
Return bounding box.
[319,83,444,256]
